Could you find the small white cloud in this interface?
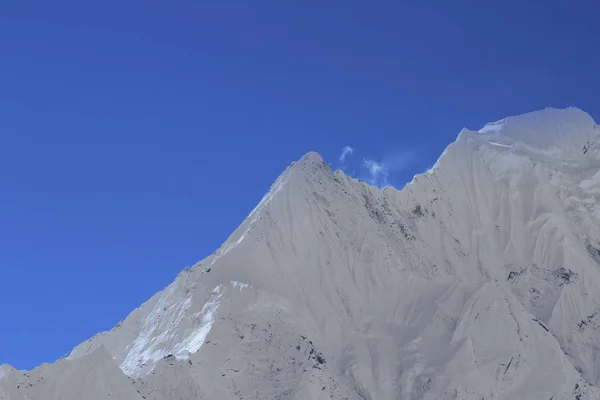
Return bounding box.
[363,159,384,184]
[362,151,414,188]
[339,146,354,162]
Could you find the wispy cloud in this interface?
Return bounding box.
[363,159,384,181]
[361,151,414,188]
[339,146,354,162]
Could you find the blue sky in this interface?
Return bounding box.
[1,1,599,369]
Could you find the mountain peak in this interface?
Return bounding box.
[285,151,331,185]
[477,107,598,154]
[298,151,325,163]
[290,151,329,173]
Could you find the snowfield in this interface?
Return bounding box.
[3,107,600,399]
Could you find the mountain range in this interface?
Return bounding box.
[2,107,600,399]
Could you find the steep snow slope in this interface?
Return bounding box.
[0,347,143,400]
[3,107,600,399]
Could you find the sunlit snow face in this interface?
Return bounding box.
[120,284,224,376]
[231,281,249,291]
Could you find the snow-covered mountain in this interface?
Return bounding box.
[3,107,600,399]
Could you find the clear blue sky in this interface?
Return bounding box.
[1,1,599,369]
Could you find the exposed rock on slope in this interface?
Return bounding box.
[3,107,600,399]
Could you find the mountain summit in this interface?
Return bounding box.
[477,107,598,154]
[3,108,600,399]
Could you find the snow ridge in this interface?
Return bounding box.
[211,166,293,263]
